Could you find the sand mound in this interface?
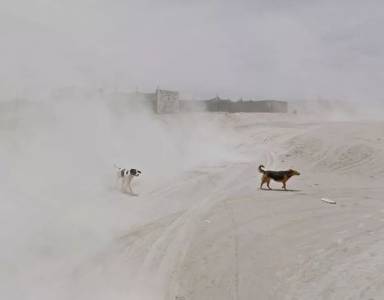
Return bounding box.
[284,123,384,176]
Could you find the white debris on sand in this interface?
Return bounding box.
[321,198,337,204]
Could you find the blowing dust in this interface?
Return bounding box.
[0,96,239,299]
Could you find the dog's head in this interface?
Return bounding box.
[289,169,300,176]
[130,169,142,177]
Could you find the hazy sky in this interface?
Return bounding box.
[1,0,383,100]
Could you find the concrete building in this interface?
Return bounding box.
[205,97,288,113]
[232,99,288,113]
[179,100,207,112]
[108,88,288,114]
[114,88,180,114]
[155,89,180,113]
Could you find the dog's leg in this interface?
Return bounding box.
[129,176,139,196]
[121,177,126,193]
[116,175,121,189]
[128,177,133,194]
[260,176,266,189]
[267,178,272,190]
[122,177,131,193]
[282,180,287,190]
[128,181,133,194]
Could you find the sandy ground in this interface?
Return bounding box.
[2,106,384,300]
[65,113,384,300]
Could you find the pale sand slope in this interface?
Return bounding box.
[73,113,384,300]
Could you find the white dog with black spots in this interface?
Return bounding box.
[114,164,142,195]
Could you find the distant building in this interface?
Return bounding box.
[179,99,207,112]
[233,99,288,113]
[205,97,232,112]
[155,89,179,113]
[108,88,288,114]
[205,97,288,113]
[114,88,179,114]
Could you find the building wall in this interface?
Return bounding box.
[231,100,288,113]
[205,99,288,113]
[205,98,231,112]
[156,89,180,114]
[179,100,207,112]
[107,89,287,114]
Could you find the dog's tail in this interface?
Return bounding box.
[258,165,266,174]
[113,164,121,170]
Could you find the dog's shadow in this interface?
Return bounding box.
[124,191,139,197]
[260,188,301,192]
[108,186,139,196]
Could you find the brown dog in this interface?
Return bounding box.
[259,165,300,190]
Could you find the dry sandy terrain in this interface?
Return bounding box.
[70,113,384,300]
[1,106,384,300]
